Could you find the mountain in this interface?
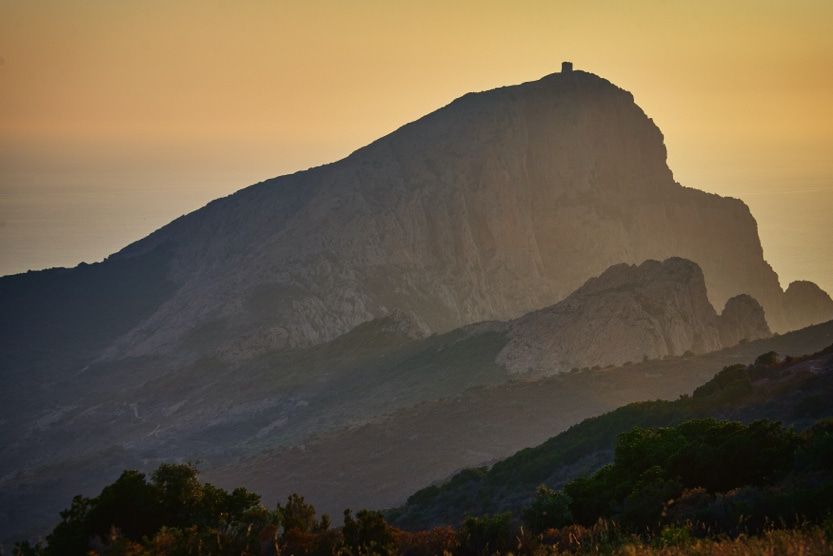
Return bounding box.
[389,342,833,530]
[3,65,833,544]
[0,261,820,547]
[0,257,779,543]
[496,257,770,374]
[200,320,833,529]
[2,67,831,383]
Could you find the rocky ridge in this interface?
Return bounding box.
[497,258,772,374]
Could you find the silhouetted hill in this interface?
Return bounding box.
[388,344,833,529]
[201,320,833,529]
[0,245,175,377]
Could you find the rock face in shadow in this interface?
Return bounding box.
[718,294,771,348]
[497,258,771,374]
[782,281,833,332]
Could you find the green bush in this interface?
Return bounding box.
[459,512,514,555]
[342,509,396,555]
[278,493,321,535]
[522,485,572,534]
[692,364,750,398]
[43,463,269,555]
[564,419,800,530]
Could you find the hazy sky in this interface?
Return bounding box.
[1,0,831,294]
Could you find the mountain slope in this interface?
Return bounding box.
[201,320,833,527]
[0,258,764,492]
[389,342,833,529]
[0,260,817,545]
[3,67,831,384]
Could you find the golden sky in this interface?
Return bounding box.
[1,0,832,292]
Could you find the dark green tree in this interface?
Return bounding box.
[620,466,682,527]
[342,509,396,555]
[277,493,319,535]
[151,462,203,527]
[565,419,800,530]
[522,485,572,534]
[86,470,161,541]
[44,495,94,555]
[458,512,514,555]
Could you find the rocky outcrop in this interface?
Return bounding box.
[782,281,833,331]
[718,294,771,347]
[497,258,772,374]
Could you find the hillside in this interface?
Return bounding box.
[388,342,833,529]
[26,417,833,555]
[0,257,781,544]
[203,320,833,526]
[17,331,832,553]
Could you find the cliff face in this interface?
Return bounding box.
[497,258,771,374]
[1,68,827,374]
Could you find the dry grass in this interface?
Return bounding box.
[625,530,828,555]
[533,526,832,556]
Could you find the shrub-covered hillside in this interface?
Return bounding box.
[14,346,833,555]
[18,417,833,555]
[389,345,833,529]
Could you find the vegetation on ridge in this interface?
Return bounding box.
[12,346,833,555]
[389,346,833,529]
[15,417,833,554]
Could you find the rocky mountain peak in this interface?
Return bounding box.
[496,258,771,374]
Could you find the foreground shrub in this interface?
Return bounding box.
[342,509,396,555]
[563,419,800,529]
[458,512,514,555]
[522,486,573,534]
